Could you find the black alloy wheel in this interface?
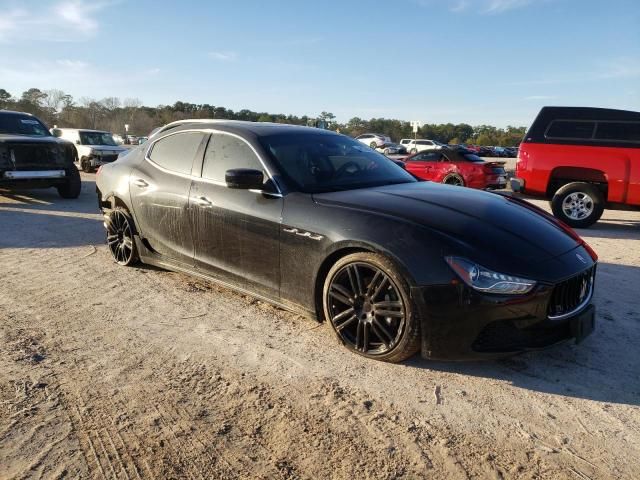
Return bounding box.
[106,207,138,266]
[443,174,464,186]
[324,253,420,362]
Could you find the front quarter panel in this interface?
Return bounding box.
[279,193,455,314]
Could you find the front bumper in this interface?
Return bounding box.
[0,169,69,188]
[412,282,595,360]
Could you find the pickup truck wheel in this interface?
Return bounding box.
[551,182,604,228]
[80,157,94,173]
[57,167,82,199]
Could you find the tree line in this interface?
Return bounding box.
[0,88,526,146]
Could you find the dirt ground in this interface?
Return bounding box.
[1,173,639,479]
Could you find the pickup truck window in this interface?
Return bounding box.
[595,122,640,143]
[546,120,596,140]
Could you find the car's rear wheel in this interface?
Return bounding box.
[443,173,465,186]
[383,148,390,155]
[323,252,420,362]
[57,167,82,199]
[551,182,604,228]
[369,142,377,149]
[106,207,139,266]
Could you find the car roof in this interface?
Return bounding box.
[0,109,35,116]
[55,128,110,134]
[156,119,339,139]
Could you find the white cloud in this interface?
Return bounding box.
[208,51,238,61]
[0,0,113,42]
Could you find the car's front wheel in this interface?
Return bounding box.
[369,142,377,149]
[551,182,604,228]
[323,252,420,362]
[57,167,82,199]
[80,156,94,173]
[106,207,139,266]
[410,148,417,154]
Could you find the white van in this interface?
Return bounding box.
[51,128,127,172]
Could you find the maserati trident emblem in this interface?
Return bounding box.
[576,253,587,264]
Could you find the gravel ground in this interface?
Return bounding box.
[1,173,639,479]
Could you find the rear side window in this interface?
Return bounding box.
[149,132,206,175]
[202,133,264,182]
[595,122,640,143]
[546,120,595,140]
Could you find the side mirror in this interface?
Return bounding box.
[225,168,264,190]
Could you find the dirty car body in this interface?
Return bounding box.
[96,120,597,361]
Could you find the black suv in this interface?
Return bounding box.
[0,110,81,198]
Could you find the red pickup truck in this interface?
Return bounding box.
[512,106,640,227]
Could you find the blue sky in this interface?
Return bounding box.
[0,0,638,126]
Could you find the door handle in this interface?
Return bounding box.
[194,196,213,207]
[133,178,149,188]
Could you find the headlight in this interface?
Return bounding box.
[445,256,536,295]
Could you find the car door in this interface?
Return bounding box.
[404,152,442,180]
[129,131,208,266]
[190,132,283,298]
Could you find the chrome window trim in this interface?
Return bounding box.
[143,128,283,196]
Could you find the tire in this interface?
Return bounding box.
[551,182,604,228]
[383,148,390,155]
[370,142,377,149]
[105,207,139,266]
[57,167,82,199]
[443,173,465,187]
[410,148,417,154]
[80,156,94,173]
[323,252,420,363]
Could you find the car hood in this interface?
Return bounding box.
[0,134,68,146]
[313,182,581,265]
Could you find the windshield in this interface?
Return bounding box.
[0,113,50,136]
[79,131,118,146]
[260,133,416,193]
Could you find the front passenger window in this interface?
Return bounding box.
[202,133,265,182]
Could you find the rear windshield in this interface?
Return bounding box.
[0,113,50,136]
[546,120,596,139]
[463,153,484,162]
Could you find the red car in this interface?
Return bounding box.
[402,148,507,189]
[512,106,640,227]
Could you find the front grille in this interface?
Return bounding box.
[472,320,571,353]
[9,144,66,170]
[548,266,595,320]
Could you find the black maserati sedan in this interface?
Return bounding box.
[96,120,597,362]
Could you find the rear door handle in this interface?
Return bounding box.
[133,178,149,188]
[194,196,213,207]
